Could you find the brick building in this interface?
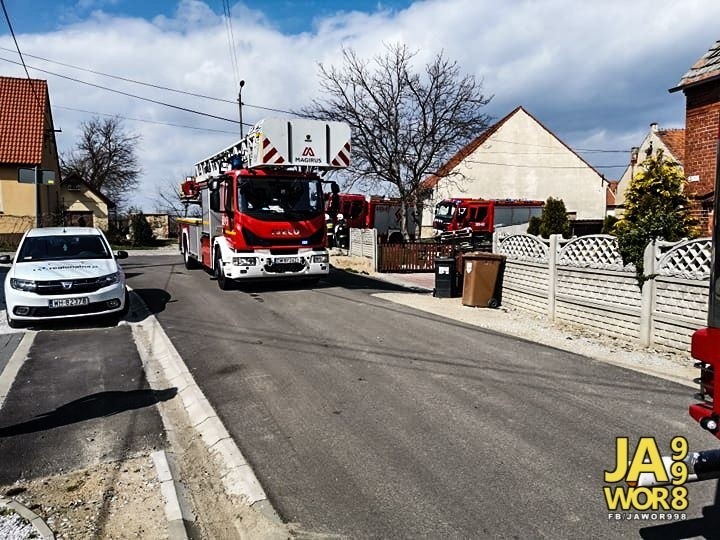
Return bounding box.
[670,39,720,234]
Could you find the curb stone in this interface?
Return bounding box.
[151,450,189,540]
[0,495,55,539]
[127,289,283,526]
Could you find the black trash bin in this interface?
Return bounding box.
[434,256,457,298]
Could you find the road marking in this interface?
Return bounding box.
[0,331,35,412]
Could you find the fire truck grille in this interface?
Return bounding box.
[264,262,306,274]
[242,227,325,247]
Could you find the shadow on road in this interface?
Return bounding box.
[640,481,720,539]
[130,288,172,315]
[0,387,177,438]
[327,268,419,292]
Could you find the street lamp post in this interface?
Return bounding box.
[238,80,245,139]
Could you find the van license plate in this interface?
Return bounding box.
[49,297,89,308]
[276,257,300,264]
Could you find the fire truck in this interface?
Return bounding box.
[326,193,421,243]
[433,198,544,244]
[178,118,351,289]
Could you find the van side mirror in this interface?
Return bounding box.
[0,255,12,264]
[115,250,128,259]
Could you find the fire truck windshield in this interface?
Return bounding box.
[434,202,456,221]
[239,178,322,219]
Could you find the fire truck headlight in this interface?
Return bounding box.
[312,254,329,264]
[233,256,257,266]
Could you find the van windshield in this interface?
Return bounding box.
[18,235,111,262]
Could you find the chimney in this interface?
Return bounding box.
[650,122,659,132]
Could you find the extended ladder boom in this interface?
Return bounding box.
[194,118,351,179]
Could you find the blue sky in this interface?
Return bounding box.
[1,0,719,210]
[5,1,413,34]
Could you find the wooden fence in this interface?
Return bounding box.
[377,242,455,272]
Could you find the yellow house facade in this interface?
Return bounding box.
[0,76,61,235]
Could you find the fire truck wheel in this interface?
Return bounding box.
[183,240,198,269]
[215,253,235,290]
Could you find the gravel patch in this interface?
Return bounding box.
[0,508,34,540]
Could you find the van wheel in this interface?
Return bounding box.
[488,298,499,308]
[6,311,22,329]
[215,254,234,290]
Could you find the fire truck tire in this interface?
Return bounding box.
[182,240,198,269]
[215,253,235,290]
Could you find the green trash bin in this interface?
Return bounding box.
[461,253,506,308]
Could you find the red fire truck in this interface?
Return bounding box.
[326,193,421,243]
[433,198,544,242]
[178,118,351,289]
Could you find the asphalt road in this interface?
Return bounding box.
[0,324,168,484]
[127,254,719,539]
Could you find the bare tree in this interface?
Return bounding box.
[61,117,141,210]
[152,177,200,218]
[301,43,492,239]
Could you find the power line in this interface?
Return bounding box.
[55,105,239,134]
[0,45,237,104]
[0,45,296,115]
[489,138,628,153]
[0,55,248,125]
[464,158,628,169]
[0,0,42,109]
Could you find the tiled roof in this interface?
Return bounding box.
[421,108,515,191]
[672,40,720,91]
[656,128,685,164]
[0,76,48,165]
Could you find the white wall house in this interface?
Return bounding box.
[421,107,607,236]
[614,123,685,212]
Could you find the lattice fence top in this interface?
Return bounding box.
[558,234,631,271]
[497,234,549,262]
[656,238,712,279]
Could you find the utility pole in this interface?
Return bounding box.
[35,165,41,227]
[238,80,245,138]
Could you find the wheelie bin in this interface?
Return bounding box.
[461,253,506,307]
[433,256,457,298]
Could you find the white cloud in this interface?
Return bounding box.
[1,0,718,209]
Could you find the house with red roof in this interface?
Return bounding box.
[421,106,607,236]
[614,123,685,213]
[0,76,61,233]
[669,39,720,234]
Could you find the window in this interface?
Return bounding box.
[18,235,111,262]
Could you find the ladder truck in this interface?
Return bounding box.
[178,118,351,289]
